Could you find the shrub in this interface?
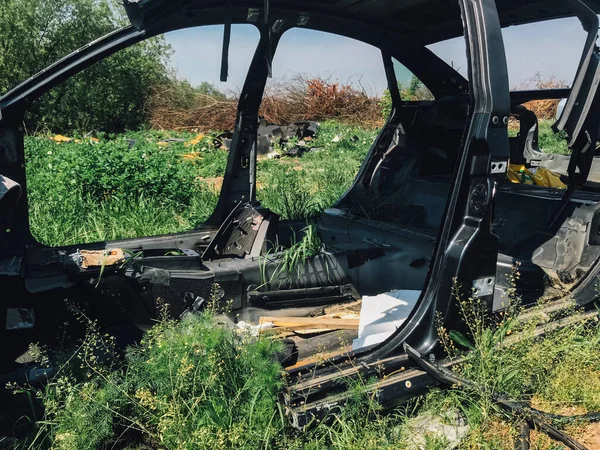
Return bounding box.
[380,75,435,118]
[21,311,284,450]
[28,39,172,133]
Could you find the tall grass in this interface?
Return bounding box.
[28,191,219,247]
[257,121,375,220]
[14,309,285,450]
[432,274,600,448]
[259,223,324,289]
[10,305,416,450]
[538,120,569,154]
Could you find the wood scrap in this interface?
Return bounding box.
[259,316,359,332]
[285,348,353,370]
[79,249,125,269]
[308,299,363,318]
[293,328,334,336]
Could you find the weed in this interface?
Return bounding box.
[26,121,374,245]
[431,269,600,448]
[260,223,324,289]
[538,120,569,154]
[14,308,284,450]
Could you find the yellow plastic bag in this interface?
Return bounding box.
[507,164,534,185]
[532,167,566,188]
[507,164,566,188]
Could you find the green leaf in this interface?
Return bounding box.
[449,330,476,351]
[503,369,520,384]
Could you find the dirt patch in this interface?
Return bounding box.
[530,397,589,416]
[199,176,224,192]
[578,422,600,450]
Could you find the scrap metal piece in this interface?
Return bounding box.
[297,13,309,26]
[247,7,260,22]
[490,160,507,174]
[137,266,170,286]
[220,0,231,82]
[0,174,21,214]
[472,276,494,298]
[0,256,21,276]
[5,308,35,330]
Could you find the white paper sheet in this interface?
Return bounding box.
[352,289,421,350]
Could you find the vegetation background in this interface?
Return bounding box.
[1,2,597,450]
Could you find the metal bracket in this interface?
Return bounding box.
[490,160,507,174]
[297,13,310,26]
[472,276,495,298]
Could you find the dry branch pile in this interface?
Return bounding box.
[148,84,238,131]
[148,73,567,132]
[517,74,568,121]
[260,77,383,127]
[148,76,383,131]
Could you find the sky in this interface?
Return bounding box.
[165,16,588,96]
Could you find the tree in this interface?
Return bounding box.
[0,0,172,133]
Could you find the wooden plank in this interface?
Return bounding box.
[259,316,359,330]
[285,348,352,370]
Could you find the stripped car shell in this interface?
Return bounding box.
[1,0,600,441]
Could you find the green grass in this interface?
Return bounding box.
[429,277,600,449]
[25,120,567,247]
[25,130,225,246]
[10,301,417,450]
[538,120,570,154]
[17,116,594,450]
[508,119,570,154]
[260,223,324,289]
[25,121,375,246]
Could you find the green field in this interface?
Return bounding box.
[14,289,600,450]
[26,120,569,247]
[25,121,377,247]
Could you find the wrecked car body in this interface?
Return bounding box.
[2,0,600,442]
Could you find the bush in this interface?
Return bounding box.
[20,311,285,450]
[433,274,600,448]
[28,39,171,133]
[380,75,434,118]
